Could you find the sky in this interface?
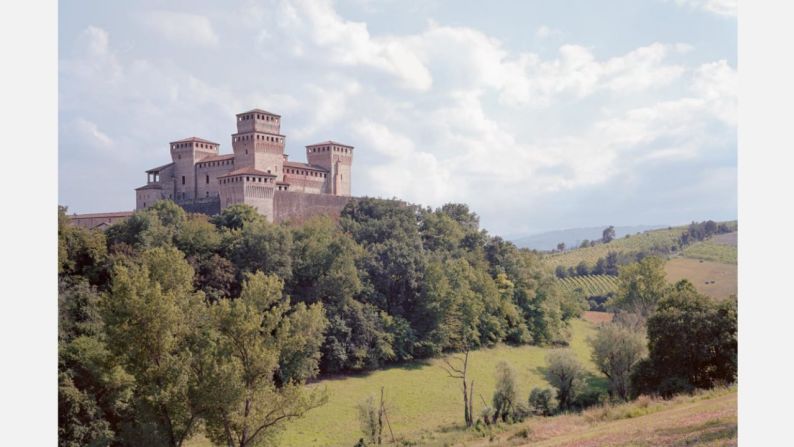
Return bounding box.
[59,0,736,237]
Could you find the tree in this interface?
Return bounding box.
[602,226,616,243]
[225,218,293,280]
[575,261,589,276]
[356,387,394,445]
[592,258,607,275]
[631,282,737,398]
[528,388,556,416]
[554,265,568,278]
[492,361,517,422]
[579,239,590,249]
[588,324,647,401]
[202,272,328,447]
[544,350,586,411]
[556,242,566,252]
[211,203,262,230]
[440,347,475,427]
[101,247,206,447]
[610,256,668,317]
[58,206,108,283]
[59,277,134,447]
[605,251,619,276]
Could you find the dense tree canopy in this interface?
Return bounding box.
[58,199,581,445]
[631,281,737,397]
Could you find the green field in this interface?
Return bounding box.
[557,275,619,297]
[681,232,738,264]
[543,224,737,270]
[186,319,601,447]
[543,227,685,269]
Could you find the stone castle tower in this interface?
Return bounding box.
[135,108,354,222]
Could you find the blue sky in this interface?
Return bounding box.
[59,0,736,236]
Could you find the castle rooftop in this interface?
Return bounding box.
[306,140,354,148]
[237,108,281,117]
[146,162,174,173]
[284,161,329,172]
[170,136,220,145]
[199,154,235,163]
[218,167,277,178]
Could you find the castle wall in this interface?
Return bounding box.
[178,197,222,216]
[273,190,352,225]
[136,187,164,209]
[196,157,234,199]
[69,211,134,230]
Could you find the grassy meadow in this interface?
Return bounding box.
[681,232,738,264]
[186,319,602,447]
[665,258,737,300]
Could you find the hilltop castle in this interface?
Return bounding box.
[134,108,354,223]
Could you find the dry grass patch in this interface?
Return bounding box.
[665,258,737,300]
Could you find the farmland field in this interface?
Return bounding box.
[557,275,618,297]
[543,227,685,269]
[543,224,737,269]
[665,258,737,300]
[186,319,601,447]
[681,232,738,264]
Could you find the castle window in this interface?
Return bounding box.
[206,175,209,184]
[182,176,185,185]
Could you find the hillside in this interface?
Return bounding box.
[543,226,686,269]
[550,226,738,302]
[511,225,666,251]
[455,387,736,447]
[186,319,602,447]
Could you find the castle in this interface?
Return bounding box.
[134,108,354,223]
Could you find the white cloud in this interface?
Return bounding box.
[672,0,737,17]
[692,59,737,126]
[59,0,736,233]
[535,25,561,39]
[142,11,220,48]
[61,26,122,83]
[73,118,113,149]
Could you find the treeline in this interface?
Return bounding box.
[555,220,736,279]
[59,198,584,447]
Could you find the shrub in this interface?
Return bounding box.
[545,350,586,410]
[511,402,531,423]
[528,388,556,416]
[588,323,647,401]
[573,389,608,410]
[492,361,517,422]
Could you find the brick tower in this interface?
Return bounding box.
[232,109,286,180]
[170,137,220,200]
[306,141,353,196]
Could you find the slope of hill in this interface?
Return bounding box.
[511,225,666,251]
[186,319,601,447]
[681,232,738,264]
[543,226,686,269]
[665,258,737,300]
[454,387,736,447]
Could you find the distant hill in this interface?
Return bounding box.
[511,225,667,251]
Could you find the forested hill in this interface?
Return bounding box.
[58,197,585,447]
